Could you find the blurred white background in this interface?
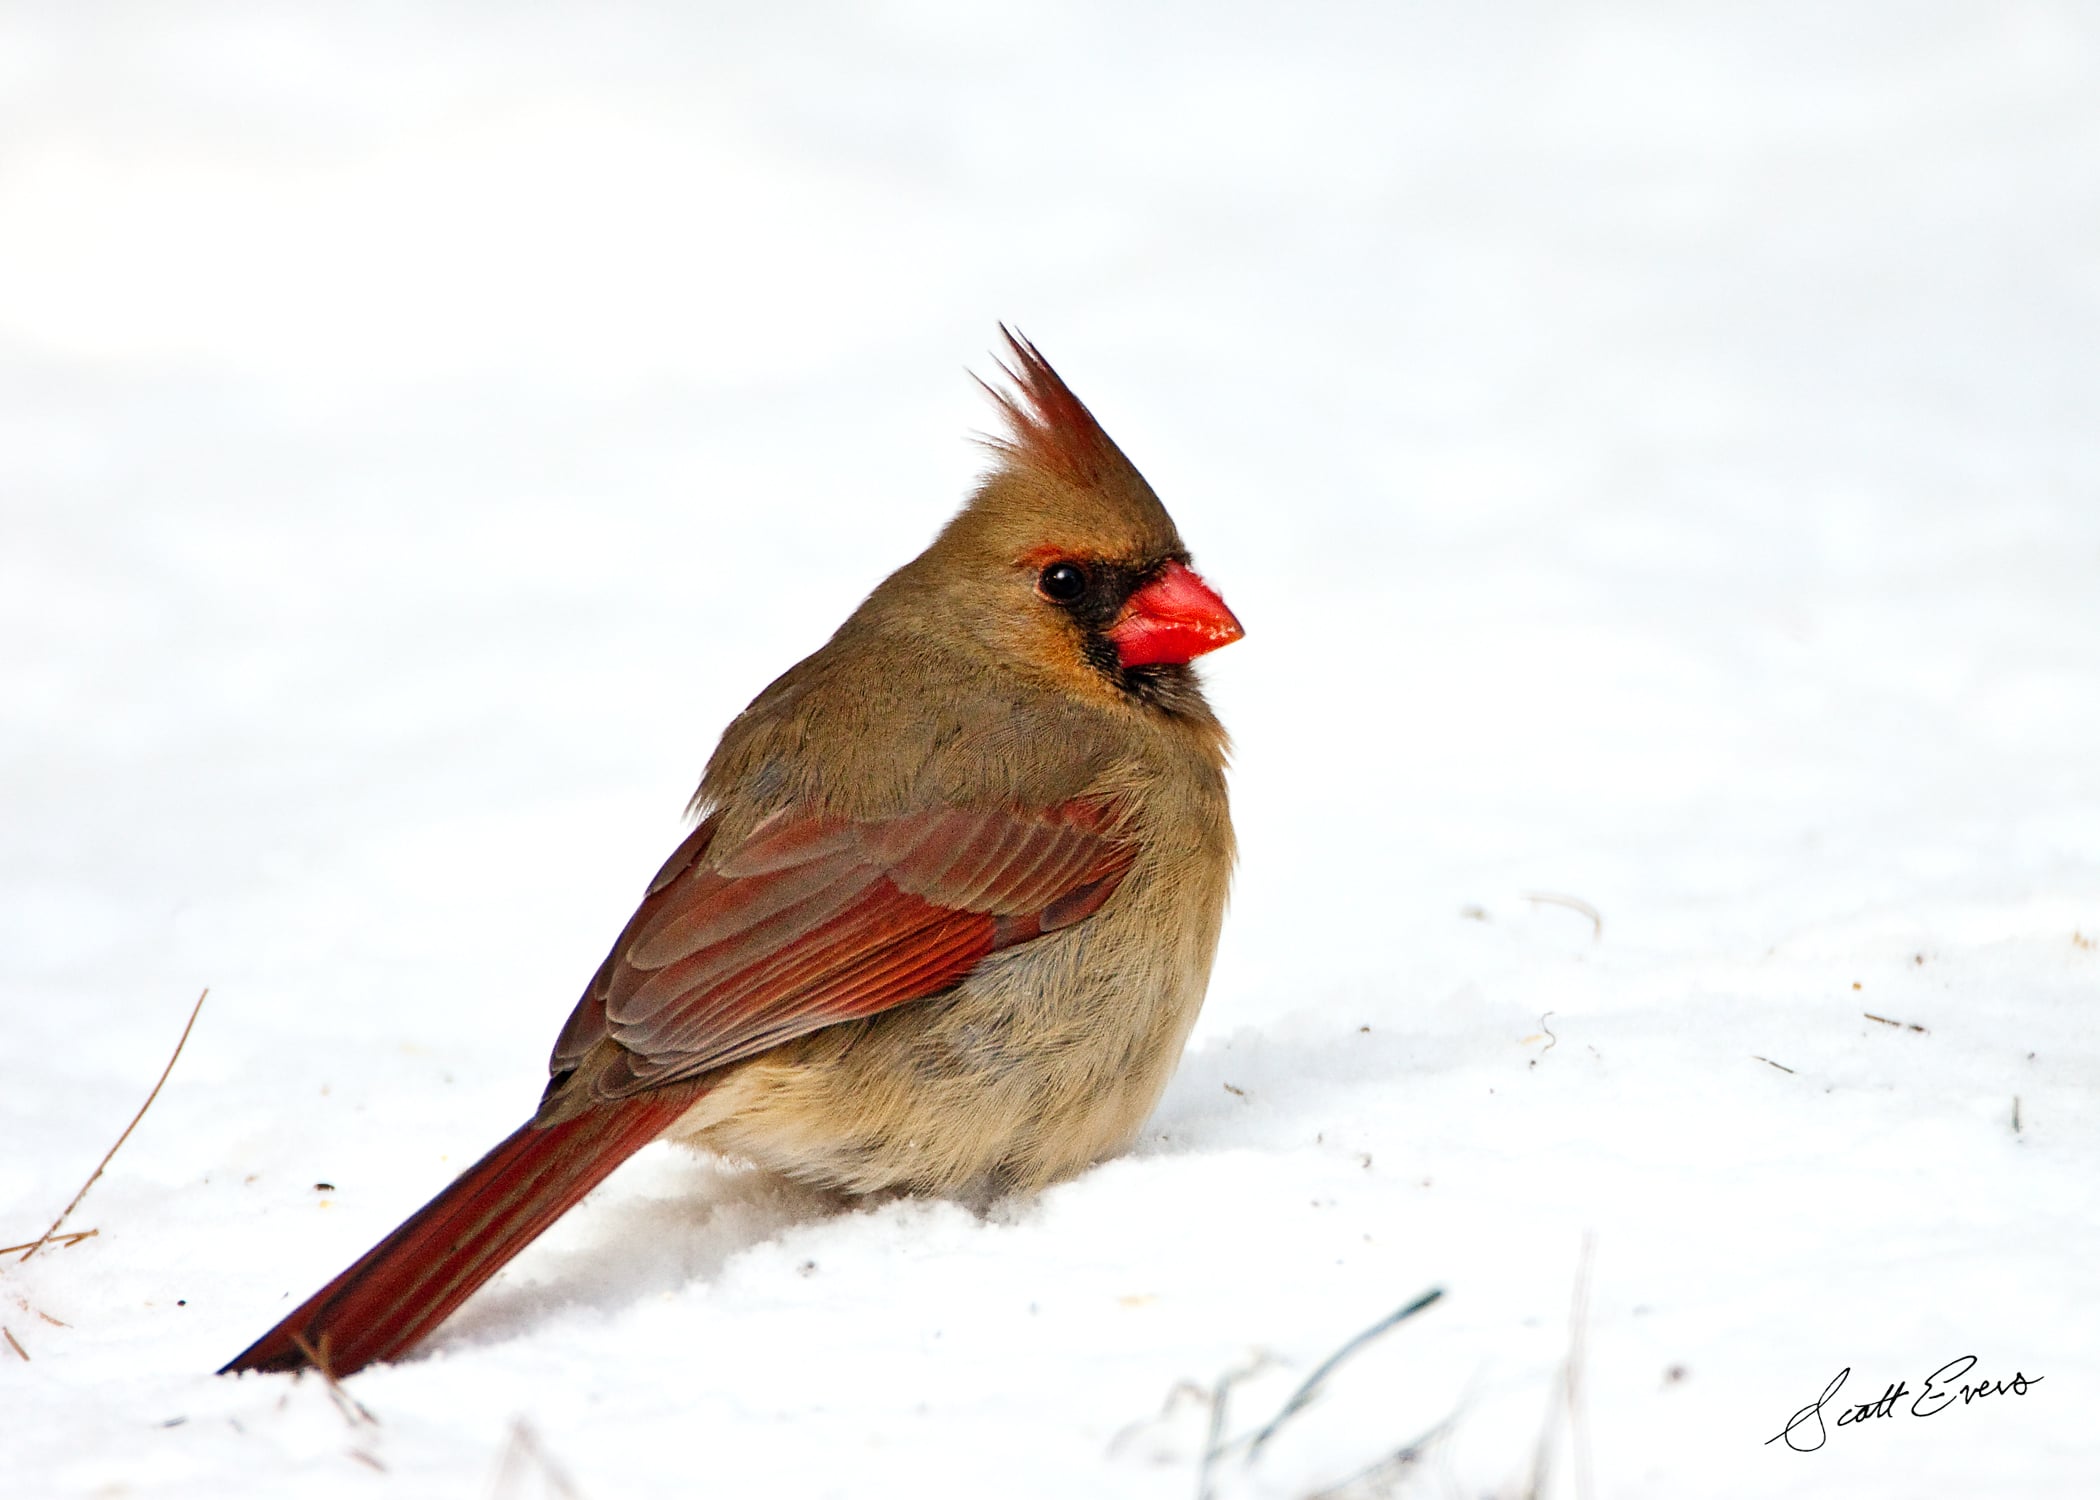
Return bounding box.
[4,4,2096,1496]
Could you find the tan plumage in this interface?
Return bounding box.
[222,330,1240,1376]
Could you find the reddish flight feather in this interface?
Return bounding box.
[552,799,1136,1096]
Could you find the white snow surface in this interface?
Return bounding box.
[4,4,2097,1496]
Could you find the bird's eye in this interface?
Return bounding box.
[1037,562,1088,603]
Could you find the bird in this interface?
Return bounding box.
[220,329,1243,1378]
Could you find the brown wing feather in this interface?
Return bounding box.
[549,800,1135,1100]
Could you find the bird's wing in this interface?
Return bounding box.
[547,799,1135,1098]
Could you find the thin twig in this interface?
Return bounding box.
[16,989,208,1264]
[1246,1287,1446,1459]
[2,1326,26,1361]
[0,1229,97,1258]
[1520,892,1603,941]
[1751,1055,1795,1075]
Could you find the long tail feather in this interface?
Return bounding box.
[221,1091,698,1377]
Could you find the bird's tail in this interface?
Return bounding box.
[220,1090,698,1377]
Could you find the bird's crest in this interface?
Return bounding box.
[975,327,1141,491]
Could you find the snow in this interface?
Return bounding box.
[4,3,2097,1495]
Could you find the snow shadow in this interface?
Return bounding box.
[1146,1019,1470,1153]
[427,1150,852,1357]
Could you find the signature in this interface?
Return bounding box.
[1767,1357,2043,1452]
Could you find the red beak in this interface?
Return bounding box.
[1105,561,1244,669]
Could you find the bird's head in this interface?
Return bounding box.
[905,329,1243,713]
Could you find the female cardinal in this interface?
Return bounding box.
[222,330,1242,1377]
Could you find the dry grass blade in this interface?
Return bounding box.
[3,1326,27,1361]
[15,1297,69,1328]
[1565,1236,1596,1500]
[1195,1356,1271,1500]
[0,1230,97,1258]
[491,1418,588,1500]
[15,988,208,1264]
[1245,1287,1446,1459]
[1524,1234,1597,1500]
[1520,892,1603,941]
[290,1331,379,1428]
[1304,1413,1455,1500]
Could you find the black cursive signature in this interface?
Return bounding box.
[1767,1358,2043,1452]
